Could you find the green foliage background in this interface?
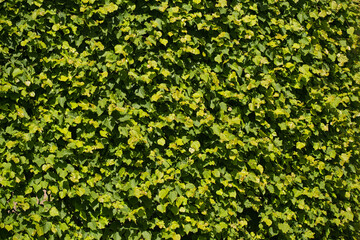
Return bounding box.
[1,0,360,239]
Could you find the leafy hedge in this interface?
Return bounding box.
[1,0,360,239]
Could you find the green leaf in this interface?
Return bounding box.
[12,68,23,78]
[156,204,166,213]
[160,68,171,77]
[43,222,52,234]
[59,75,68,82]
[114,45,123,54]
[304,229,315,239]
[159,188,169,199]
[337,54,348,66]
[58,96,66,108]
[31,214,42,222]
[263,217,272,226]
[168,191,177,203]
[278,222,291,233]
[52,24,60,31]
[267,185,275,193]
[157,138,166,146]
[87,221,97,230]
[49,207,59,217]
[347,27,355,35]
[106,3,118,13]
[214,54,222,63]
[142,231,152,240]
[216,0,227,7]
[274,56,283,66]
[190,141,201,151]
[159,38,168,46]
[296,142,306,149]
[184,224,193,234]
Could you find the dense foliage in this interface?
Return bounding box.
[1,0,360,239]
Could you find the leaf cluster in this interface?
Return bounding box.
[0,0,360,239]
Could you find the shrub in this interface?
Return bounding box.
[0,0,359,239]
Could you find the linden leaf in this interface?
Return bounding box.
[100,130,108,138]
[49,207,59,217]
[12,68,23,78]
[150,91,163,102]
[157,138,166,146]
[214,54,222,63]
[32,214,42,222]
[52,23,60,31]
[59,75,68,82]
[160,68,171,77]
[159,38,168,46]
[296,142,306,149]
[278,222,291,233]
[142,232,152,240]
[114,45,124,54]
[157,204,166,213]
[190,141,201,151]
[304,229,315,239]
[159,188,169,199]
[216,0,227,7]
[263,217,272,226]
[347,27,355,35]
